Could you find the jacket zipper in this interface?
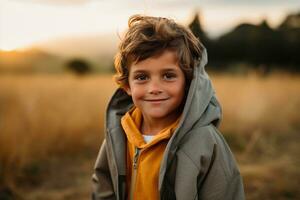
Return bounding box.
[129,147,140,200]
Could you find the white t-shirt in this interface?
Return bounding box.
[142,134,154,143]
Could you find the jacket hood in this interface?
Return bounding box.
[167,45,222,146]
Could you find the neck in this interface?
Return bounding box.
[141,112,180,136]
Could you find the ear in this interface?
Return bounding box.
[123,85,132,96]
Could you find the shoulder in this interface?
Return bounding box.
[176,125,238,174]
[179,124,225,153]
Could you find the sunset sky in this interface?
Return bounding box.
[1,0,299,51]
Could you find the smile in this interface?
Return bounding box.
[144,98,169,102]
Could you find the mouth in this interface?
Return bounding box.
[144,98,169,102]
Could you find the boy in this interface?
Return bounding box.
[92,15,245,200]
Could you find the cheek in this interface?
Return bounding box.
[173,80,186,100]
[130,86,144,100]
[175,79,186,92]
[169,85,184,99]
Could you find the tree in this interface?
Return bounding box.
[278,12,300,30]
[66,58,91,75]
[188,11,210,47]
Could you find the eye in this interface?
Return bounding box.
[163,72,177,80]
[134,73,148,81]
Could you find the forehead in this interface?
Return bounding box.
[129,50,179,72]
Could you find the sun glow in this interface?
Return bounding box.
[0,0,297,51]
[0,45,17,51]
[0,39,36,51]
[0,0,123,51]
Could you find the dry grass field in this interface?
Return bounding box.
[0,73,299,200]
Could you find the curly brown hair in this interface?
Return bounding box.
[114,15,204,87]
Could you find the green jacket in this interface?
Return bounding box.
[92,47,245,200]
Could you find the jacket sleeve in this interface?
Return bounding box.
[198,128,245,200]
[92,139,116,200]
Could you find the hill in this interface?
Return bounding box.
[0,34,118,74]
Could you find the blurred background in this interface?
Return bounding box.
[0,0,299,199]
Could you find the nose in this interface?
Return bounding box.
[148,79,162,95]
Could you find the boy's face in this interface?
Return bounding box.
[125,50,186,122]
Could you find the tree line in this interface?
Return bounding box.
[189,11,300,73]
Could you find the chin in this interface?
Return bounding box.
[147,112,168,119]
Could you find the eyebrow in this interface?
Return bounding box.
[131,68,177,74]
[161,68,177,72]
[131,70,148,74]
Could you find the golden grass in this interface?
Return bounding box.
[211,72,300,136]
[211,72,300,199]
[0,74,116,192]
[0,72,299,199]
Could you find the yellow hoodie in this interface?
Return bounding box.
[121,107,180,200]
